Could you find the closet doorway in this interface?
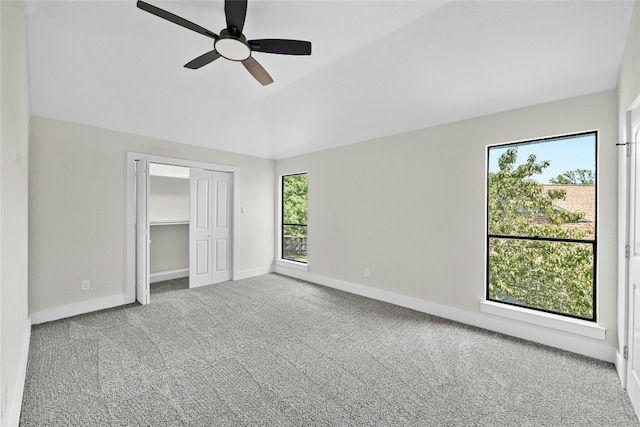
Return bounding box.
[126,153,239,305]
[148,163,190,294]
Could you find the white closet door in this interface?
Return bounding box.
[189,169,232,288]
[190,168,214,288]
[211,171,232,283]
[135,160,150,305]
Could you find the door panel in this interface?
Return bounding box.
[195,177,210,229]
[190,169,232,287]
[633,284,640,375]
[216,179,228,228]
[190,169,213,288]
[630,279,640,415]
[195,240,209,275]
[211,172,232,283]
[215,239,228,272]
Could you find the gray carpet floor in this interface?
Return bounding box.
[150,277,189,296]
[19,274,638,426]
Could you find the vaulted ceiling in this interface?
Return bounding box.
[26,1,635,159]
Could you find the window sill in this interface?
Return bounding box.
[480,301,605,340]
[276,259,309,272]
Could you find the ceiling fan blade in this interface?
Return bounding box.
[224,0,247,36]
[248,39,311,55]
[242,57,273,86]
[184,50,221,69]
[137,1,218,40]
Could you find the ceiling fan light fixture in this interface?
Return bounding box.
[136,0,312,85]
[215,37,251,61]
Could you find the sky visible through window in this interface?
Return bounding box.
[488,134,596,184]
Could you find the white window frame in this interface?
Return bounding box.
[482,131,605,340]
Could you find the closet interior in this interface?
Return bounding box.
[148,163,190,288]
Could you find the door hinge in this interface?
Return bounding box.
[626,245,631,259]
[627,144,631,157]
[624,346,628,360]
[135,162,148,174]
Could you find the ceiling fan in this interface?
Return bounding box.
[137,0,312,86]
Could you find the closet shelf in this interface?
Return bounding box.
[150,219,189,226]
[150,172,189,179]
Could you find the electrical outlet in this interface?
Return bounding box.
[81,280,91,291]
[364,268,370,278]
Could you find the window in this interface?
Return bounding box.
[486,132,597,321]
[282,173,308,263]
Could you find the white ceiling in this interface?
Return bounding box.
[26,0,635,159]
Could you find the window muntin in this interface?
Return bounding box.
[486,132,597,321]
[282,173,308,263]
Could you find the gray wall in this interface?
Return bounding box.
[29,116,275,314]
[276,90,619,348]
[1,0,31,425]
[149,175,190,222]
[150,225,189,275]
[619,0,640,115]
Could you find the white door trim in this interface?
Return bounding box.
[622,95,640,422]
[619,95,640,384]
[126,152,240,303]
[135,159,150,305]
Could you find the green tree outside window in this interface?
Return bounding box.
[282,173,308,263]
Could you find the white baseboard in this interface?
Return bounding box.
[150,268,189,283]
[276,267,616,363]
[30,265,274,325]
[31,293,131,325]
[189,266,275,289]
[9,315,31,427]
[236,265,275,280]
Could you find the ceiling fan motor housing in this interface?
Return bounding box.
[215,30,251,61]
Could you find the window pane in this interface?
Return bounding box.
[282,173,308,263]
[488,134,596,240]
[488,237,594,319]
[283,174,308,226]
[283,225,307,263]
